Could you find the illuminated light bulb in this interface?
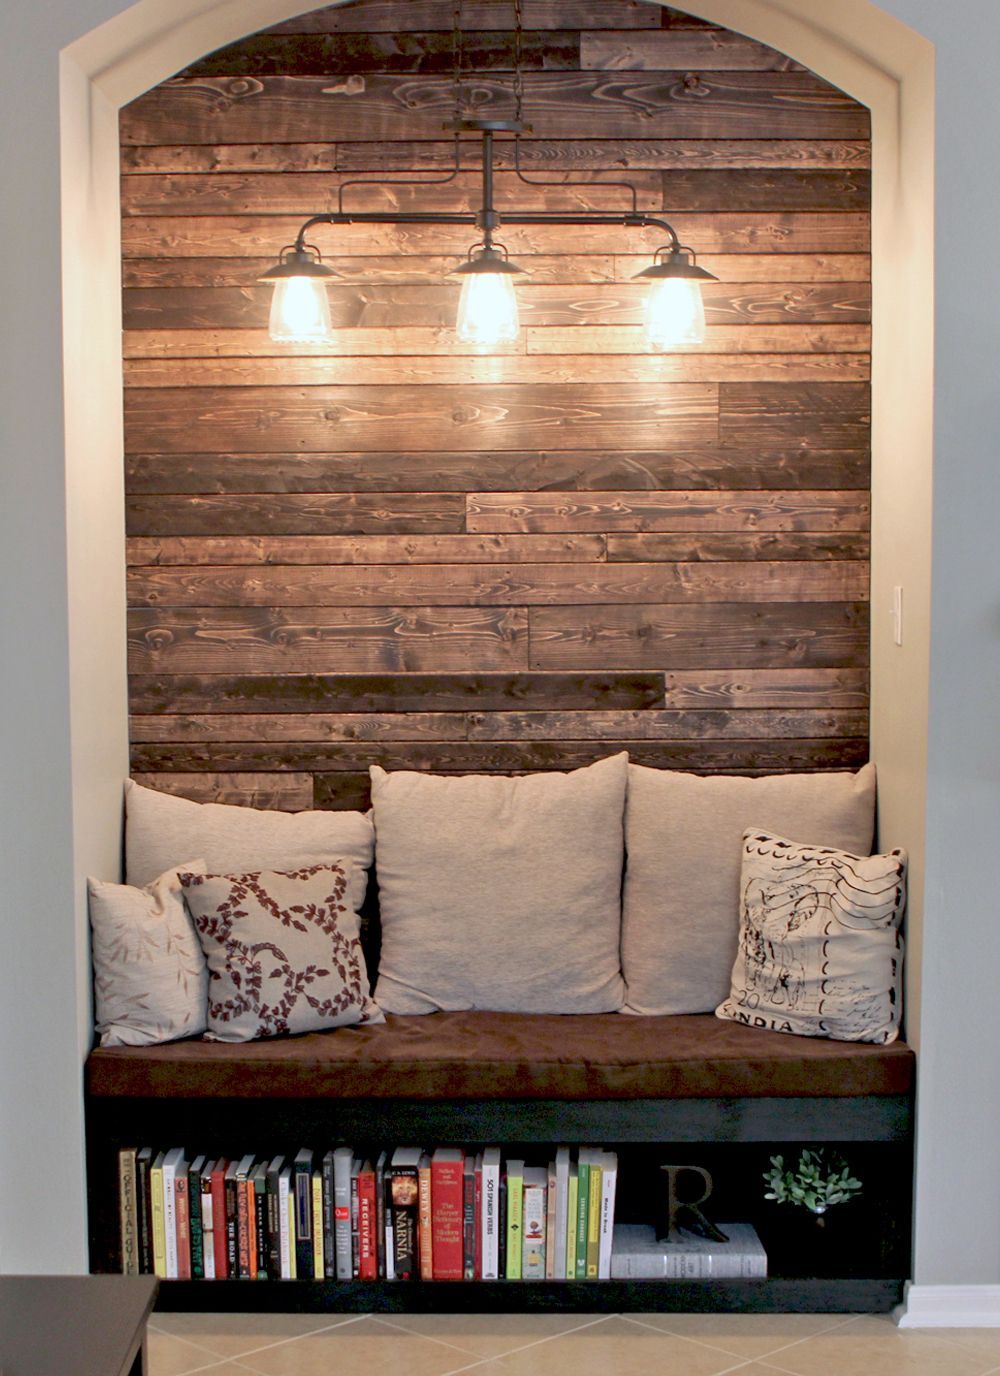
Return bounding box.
[643,276,707,349]
[267,274,333,343]
[455,269,520,348]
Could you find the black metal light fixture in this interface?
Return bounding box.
[258,4,717,351]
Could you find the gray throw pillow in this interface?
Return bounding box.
[370,753,629,1015]
[125,778,374,913]
[622,763,876,1015]
[716,830,906,1043]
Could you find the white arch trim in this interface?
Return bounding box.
[59,0,940,1312]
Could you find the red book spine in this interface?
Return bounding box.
[431,1156,464,1281]
[210,1161,229,1280]
[474,1159,483,1281]
[358,1166,377,1281]
[175,1174,191,1281]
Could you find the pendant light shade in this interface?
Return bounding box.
[259,246,336,343]
[634,247,717,348]
[452,245,526,349]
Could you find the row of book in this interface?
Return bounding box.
[117,1144,619,1282]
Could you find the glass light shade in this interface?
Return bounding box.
[455,270,520,348]
[642,276,707,348]
[267,275,332,343]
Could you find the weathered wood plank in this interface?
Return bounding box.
[127,606,529,673]
[527,601,869,670]
[181,31,580,76]
[121,323,872,359]
[658,169,869,212]
[720,381,871,448]
[467,490,870,534]
[119,168,664,217]
[123,448,870,495]
[127,560,869,607]
[465,707,867,739]
[122,352,872,388]
[121,282,870,330]
[127,671,668,714]
[130,736,870,773]
[121,253,871,288]
[608,532,870,561]
[580,30,801,70]
[260,1,663,33]
[120,213,871,257]
[126,493,466,537]
[120,73,871,146]
[130,712,467,742]
[129,771,315,808]
[662,667,869,709]
[126,534,608,564]
[123,382,720,454]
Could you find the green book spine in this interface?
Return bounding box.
[505,1162,524,1281]
[574,1159,590,1280]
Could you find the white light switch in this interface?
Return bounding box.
[892,585,903,646]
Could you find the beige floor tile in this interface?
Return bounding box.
[623,1312,853,1360]
[376,1311,614,1359]
[148,1311,356,1360]
[233,1315,488,1376]
[459,1314,758,1376]
[758,1314,999,1376]
[146,1328,233,1376]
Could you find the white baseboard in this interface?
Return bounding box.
[895,1283,1000,1327]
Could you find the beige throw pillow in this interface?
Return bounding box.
[89,860,208,1046]
[622,763,876,1015]
[180,863,384,1042]
[716,830,906,1043]
[370,753,629,1015]
[125,778,374,912]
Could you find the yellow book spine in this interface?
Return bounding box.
[565,1172,579,1282]
[150,1162,166,1279]
[586,1164,602,1279]
[312,1173,324,1280]
[505,1170,524,1280]
[288,1191,297,1279]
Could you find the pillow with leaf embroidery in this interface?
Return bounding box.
[716,830,906,1044]
[180,863,384,1042]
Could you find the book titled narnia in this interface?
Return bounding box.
[388,1147,423,1280]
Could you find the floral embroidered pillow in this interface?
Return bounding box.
[716,830,907,1044]
[179,863,384,1042]
[89,860,209,1046]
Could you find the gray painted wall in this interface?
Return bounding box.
[0,0,997,1289]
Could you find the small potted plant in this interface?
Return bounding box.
[761,1150,863,1275]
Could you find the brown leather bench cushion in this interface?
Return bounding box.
[86,1012,914,1101]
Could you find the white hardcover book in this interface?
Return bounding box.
[481,1146,501,1280]
[332,1145,354,1280]
[610,1223,768,1280]
[597,1150,618,1280]
[278,1166,292,1279]
[200,1160,216,1280]
[160,1146,184,1279]
[521,1166,547,1280]
[553,1146,571,1280]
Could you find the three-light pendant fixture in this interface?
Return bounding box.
[258,7,717,352]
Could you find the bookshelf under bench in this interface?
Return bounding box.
[84,1012,915,1315]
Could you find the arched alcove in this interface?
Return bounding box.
[46,0,939,1300]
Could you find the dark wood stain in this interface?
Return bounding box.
[120,0,872,800]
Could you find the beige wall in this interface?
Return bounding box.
[1,0,996,1296]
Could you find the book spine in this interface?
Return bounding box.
[312,1171,325,1282]
[210,1165,228,1280]
[253,1172,268,1279]
[389,1167,419,1281]
[358,1166,378,1281]
[553,1147,570,1282]
[505,1167,523,1281]
[175,1171,192,1281]
[277,1172,291,1280]
[200,1169,215,1281]
[118,1148,138,1276]
[473,1155,482,1280]
[544,1160,557,1280]
[586,1162,602,1279]
[498,1173,507,1280]
[189,1170,204,1280]
[430,1157,464,1281]
[135,1150,153,1275]
[333,1149,353,1281]
[294,1157,314,1280]
[236,1177,251,1280]
[598,1153,617,1281]
[225,1172,238,1280]
[162,1160,178,1280]
[574,1161,589,1280]
[383,1166,395,1281]
[462,1160,476,1281]
[150,1159,166,1279]
[418,1157,433,1281]
[481,1150,500,1281]
[521,1180,546,1280]
[565,1169,578,1282]
[375,1152,388,1280]
[322,1153,335,1279]
[350,1164,361,1279]
[287,1187,297,1280]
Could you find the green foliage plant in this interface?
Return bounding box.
[763,1149,862,1216]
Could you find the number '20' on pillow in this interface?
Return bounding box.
[715,830,906,1044]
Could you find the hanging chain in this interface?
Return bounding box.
[512,0,525,125]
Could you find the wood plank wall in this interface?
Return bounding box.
[120,0,871,812]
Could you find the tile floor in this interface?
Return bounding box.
[148,1311,1000,1376]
